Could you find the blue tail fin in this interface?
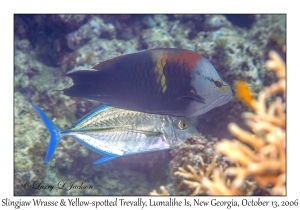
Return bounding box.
[31,104,63,164]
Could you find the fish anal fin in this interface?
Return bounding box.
[93,154,119,164]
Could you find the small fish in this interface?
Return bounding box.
[32,104,198,164]
[63,48,233,117]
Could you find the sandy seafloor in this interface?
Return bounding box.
[13,14,286,195]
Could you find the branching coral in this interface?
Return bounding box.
[174,155,224,195]
[150,155,228,196]
[212,49,286,195]
[149,186,170,196]
[170,155,256,195]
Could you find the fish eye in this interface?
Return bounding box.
[178,120,188,130]
[214,79,223,88]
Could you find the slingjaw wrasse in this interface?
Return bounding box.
[63,48,233,117]
[32,104,198,164]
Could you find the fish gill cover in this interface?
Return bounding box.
[14,14,286,195]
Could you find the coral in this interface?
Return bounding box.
[214,49,286,195]
[48,14,88,32]
[139,28,175,49]
[150,155,256,196]
[248,15,286,52]
[204,14,232,30]
[61,38,138,72]
[174,155,222,195]
[14,15,89,67]
[150,134,227,195]
[201,169,257,195]
[149,186,170,196]
[186,49,286,196]
[168,153,255,195]
[15,38,31,53]
[174,159,256,195]
[65,16,116,50]
[99,14,147,41]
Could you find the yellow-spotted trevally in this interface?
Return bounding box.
[63,48,233,117]
[32,104,198,164]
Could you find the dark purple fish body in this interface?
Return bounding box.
[63,48,232,117]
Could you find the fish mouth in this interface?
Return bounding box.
[190,94,233,116]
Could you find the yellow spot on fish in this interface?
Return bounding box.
[154,59,167,93]
[220,85,231,94]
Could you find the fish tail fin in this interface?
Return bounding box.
[31,104,64,164]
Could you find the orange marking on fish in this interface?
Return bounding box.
[176,49,201,69]
[152,49,201,71]
[151,49,202,93]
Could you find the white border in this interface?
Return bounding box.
[2,1,298,209]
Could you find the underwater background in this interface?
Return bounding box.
[14,14,286,195]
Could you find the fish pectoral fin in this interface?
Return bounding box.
[177,92,206,104]
[93,153,120,164]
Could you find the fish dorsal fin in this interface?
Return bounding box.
[92,55,126,72]
[72,105,111,127]
[177,90,206,104]
[92,50,149,72]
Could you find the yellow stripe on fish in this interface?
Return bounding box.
[153,59,167,93]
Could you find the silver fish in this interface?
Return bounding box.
[32,104,198,164]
